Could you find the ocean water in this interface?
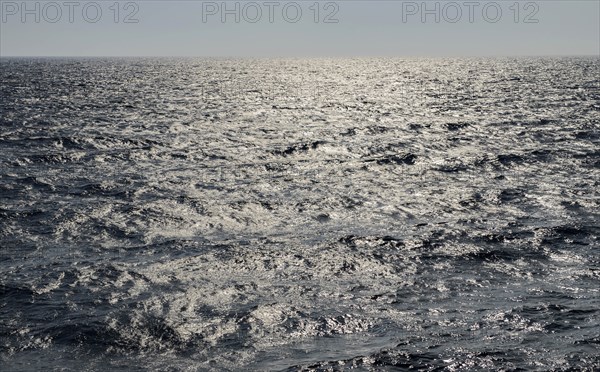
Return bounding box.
[0,57,598,371]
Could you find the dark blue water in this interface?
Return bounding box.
[1,57,599,370]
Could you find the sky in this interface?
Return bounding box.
[1,0,599,57]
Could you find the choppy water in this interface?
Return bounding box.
[0,57,599,371]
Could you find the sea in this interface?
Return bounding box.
[0,57,598,371]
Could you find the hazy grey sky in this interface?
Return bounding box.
[1,1,599,56]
